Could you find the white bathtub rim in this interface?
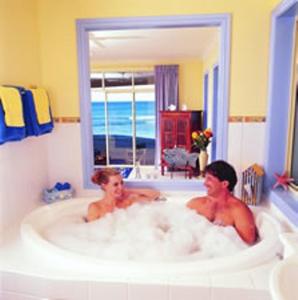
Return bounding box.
[21,197,284,277]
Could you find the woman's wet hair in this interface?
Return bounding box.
[91,168,121,185]
[205,160,237,191]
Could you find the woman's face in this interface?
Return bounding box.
[102,174,124,200]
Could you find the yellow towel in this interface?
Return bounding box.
[29,88,51,124]
[0,87,25,127]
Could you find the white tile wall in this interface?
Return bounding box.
[211,271,254,289]
[228,122,266,197]
[0,273,275,300]
[0,291,40,300]
[249,260,280,290]
[89,282,128,300]
[241,122,266,168]
[2,272,88,299]
[46,123,98,198]
[227,122,244,197]
[45,122,266,200]
[169,284,210,300]
[0,135,49,239]
[211,288,272,300]
[128,283,168,300]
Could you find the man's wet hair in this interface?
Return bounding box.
[205,160,237,192]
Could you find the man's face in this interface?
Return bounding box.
[102,174,124,200]
[204,173,229,196]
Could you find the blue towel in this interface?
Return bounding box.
[22,90,54,136]
[5,86,54,137]
[0,87,25,145]
[0,85,54,145]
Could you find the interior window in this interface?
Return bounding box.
[91,71,156,168]
[288,23,298,190]
[290,92,298,187]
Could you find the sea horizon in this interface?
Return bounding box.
[91,101,156,139]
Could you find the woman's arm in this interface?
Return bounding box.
[126,188,160,202]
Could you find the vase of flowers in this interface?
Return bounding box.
[192,128,213,174]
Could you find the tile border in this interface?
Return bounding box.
[228,116,266,123]
[53,116,265,124]
[53,117,80,123]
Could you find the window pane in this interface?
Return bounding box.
[107,92,133,165]
[91,88,106,166]
[104,72,133,88]
[90,72,103,88]
[134,72,154,86]
[135,91,156,165]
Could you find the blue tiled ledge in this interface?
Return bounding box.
[269,190,298,227]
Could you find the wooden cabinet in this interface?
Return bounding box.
[160,111,203,154]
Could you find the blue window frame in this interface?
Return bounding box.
[212,65,219,162]
[203,73,209,129]
[265,0,298,226]
[290,88,298,186]
[76,14,230,190]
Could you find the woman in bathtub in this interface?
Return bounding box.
[86,168,160,222]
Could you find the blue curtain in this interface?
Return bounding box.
[154,65,179,111]
[154,65,179,166]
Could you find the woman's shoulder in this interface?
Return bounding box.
[88,199,104,210]
[86,199,106,222]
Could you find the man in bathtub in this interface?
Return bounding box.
[86,168,160,222]
[187,160,257,245]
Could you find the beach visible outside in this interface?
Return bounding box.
[92,100,156,166]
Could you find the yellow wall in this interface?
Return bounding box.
[0,0,40,86]
[3,0,282,117]
[202,46,220,129]
[179,59,203,110]
[92,59,203,110]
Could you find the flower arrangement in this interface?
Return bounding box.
[192,128,213,151]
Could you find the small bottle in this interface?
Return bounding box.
[181,104,187,111]
[152,165,159,179]
[135,161,142,179]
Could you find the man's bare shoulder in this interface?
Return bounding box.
[229,196,254,215]
[187,196,208,207]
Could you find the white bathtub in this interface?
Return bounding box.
[21,197,284,280]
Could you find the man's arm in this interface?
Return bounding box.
[233,204,257,245]
[187,197,200,210]
[187,197,206,212]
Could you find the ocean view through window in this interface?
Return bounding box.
[91,71,156,169]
